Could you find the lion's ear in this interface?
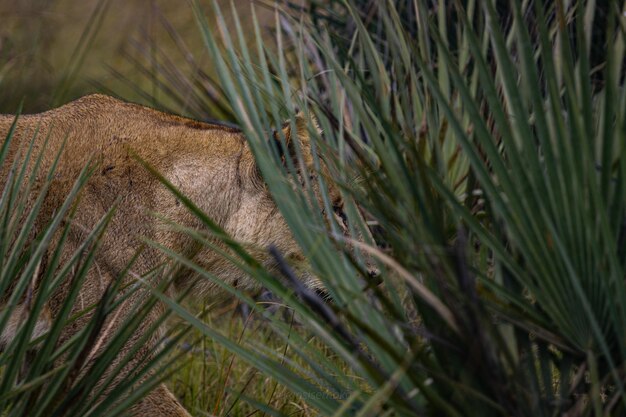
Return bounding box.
[281,112,319,145]
[275,112,321,164]
[242,113,321,192]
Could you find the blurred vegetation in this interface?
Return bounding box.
[0,0,272,114]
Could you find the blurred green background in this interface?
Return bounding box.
[0,0,271,114]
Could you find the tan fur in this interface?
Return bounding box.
[0,303,51,349]
[0,94,324,416]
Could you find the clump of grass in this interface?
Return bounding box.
[144,0,626,416]
[167,299,359,416]
[0,119,188,415]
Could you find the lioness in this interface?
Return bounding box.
[0,94,342,416]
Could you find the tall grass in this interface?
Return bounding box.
[0,120,188,415]
[140,0,626,416]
